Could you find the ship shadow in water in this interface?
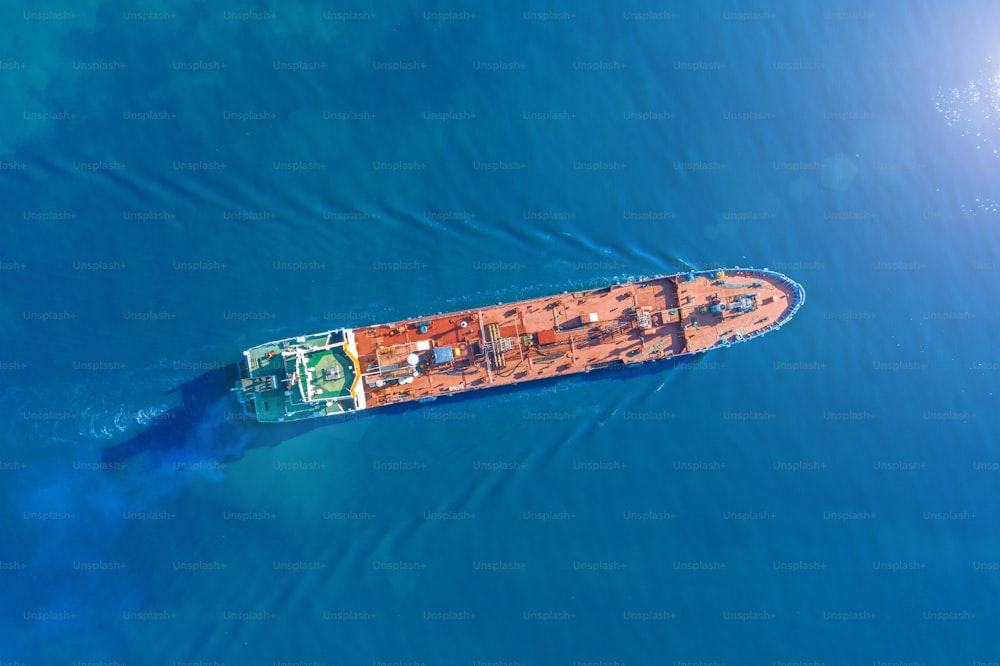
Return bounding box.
[101,354,707,467]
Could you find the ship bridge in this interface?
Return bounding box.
[236,329,363,422]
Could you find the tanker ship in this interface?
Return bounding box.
[234,268,804,422]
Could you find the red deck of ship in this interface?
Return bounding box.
[352,271,798,408]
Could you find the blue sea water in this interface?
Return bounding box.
[3,0,1000,662]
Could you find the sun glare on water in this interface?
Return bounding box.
[935,57,1000,157]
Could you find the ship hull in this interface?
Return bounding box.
[234,268,804,423]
